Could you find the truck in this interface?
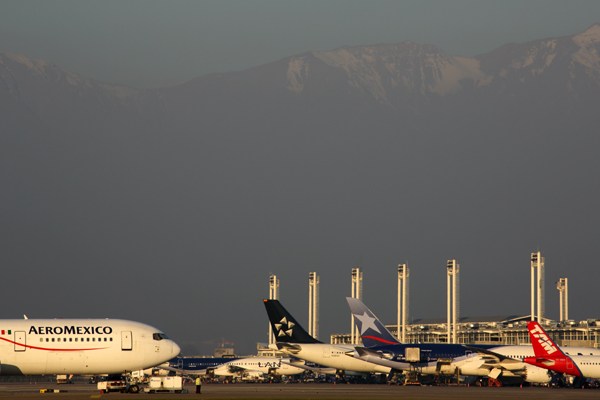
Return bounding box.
[97,374,139,393]
[56,374,72,384]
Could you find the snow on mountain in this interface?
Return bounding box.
[571,24,600,83]
[283,42,492,103]
[312,43,491,99]
[282,25,600,107]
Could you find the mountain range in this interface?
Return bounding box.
[3,24,600,135]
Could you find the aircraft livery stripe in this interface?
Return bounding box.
[0,337,108,351]
[362,335,398,344]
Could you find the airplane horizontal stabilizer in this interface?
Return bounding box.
[464,346,521,364]
[276,342,302,354]
[352,346,413,370]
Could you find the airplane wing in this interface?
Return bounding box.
[280,360,337,375]
[158,365,208,376]
[351,346,413,370]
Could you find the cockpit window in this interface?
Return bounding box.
[153,333,169,341]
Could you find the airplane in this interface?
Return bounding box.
[211,357,308,380]
[524,320,600,379]
[0,318,181,381]
[345,297,600,384]
[159,356,309,380]
[144,356,244,377]
[263,299,392,375]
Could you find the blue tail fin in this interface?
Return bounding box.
[346,297,401,347]
[263,299,322,344]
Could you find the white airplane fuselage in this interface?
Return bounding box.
[0,319,180,375]
[273,343,391,373]
[213,357,307,377]
[557,355,600,378]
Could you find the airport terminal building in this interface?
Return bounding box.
[331,316,600,348]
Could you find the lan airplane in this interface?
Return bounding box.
[160,356,309,378]
[347,298,600,384]
[0,318,180,375]
[263,299,391,374]
[211,357,308,379]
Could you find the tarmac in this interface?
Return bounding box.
[1,381,600,400]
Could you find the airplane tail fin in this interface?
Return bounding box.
[527,321,565,357]
[263,300,321,344]
[346,297,401,347]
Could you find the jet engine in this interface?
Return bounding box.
[523,365,551,383]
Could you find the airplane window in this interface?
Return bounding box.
[75,338,78,342]
[40,338,43,342]
[110,338,113,341]
[57,338,61,342]
[69,338,72,342]
[52,338,55,342]
[87,338,90,342]
[153,333,169,340]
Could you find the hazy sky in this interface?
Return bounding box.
[2,1,600,356]
[2,1,600,88]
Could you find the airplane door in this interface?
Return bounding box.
[14,331,26,352]
[121,331,132,351]
[323,346,330,358]
[566,359,574,371]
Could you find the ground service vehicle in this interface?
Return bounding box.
[98,374,138,393]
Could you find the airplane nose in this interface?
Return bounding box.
[171,341,181,357]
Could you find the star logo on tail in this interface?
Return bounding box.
[275,317,295,337]
[354,312,381,335]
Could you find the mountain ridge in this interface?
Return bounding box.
[2,24,600,135]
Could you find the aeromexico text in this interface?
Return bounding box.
[28,326,113,335]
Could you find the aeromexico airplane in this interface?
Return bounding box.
[525,321,600,379]
[346,298,600,384]
[0,318,180,375]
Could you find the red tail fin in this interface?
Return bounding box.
[527,321,564,357]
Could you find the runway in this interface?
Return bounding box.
[1,382,600,400]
